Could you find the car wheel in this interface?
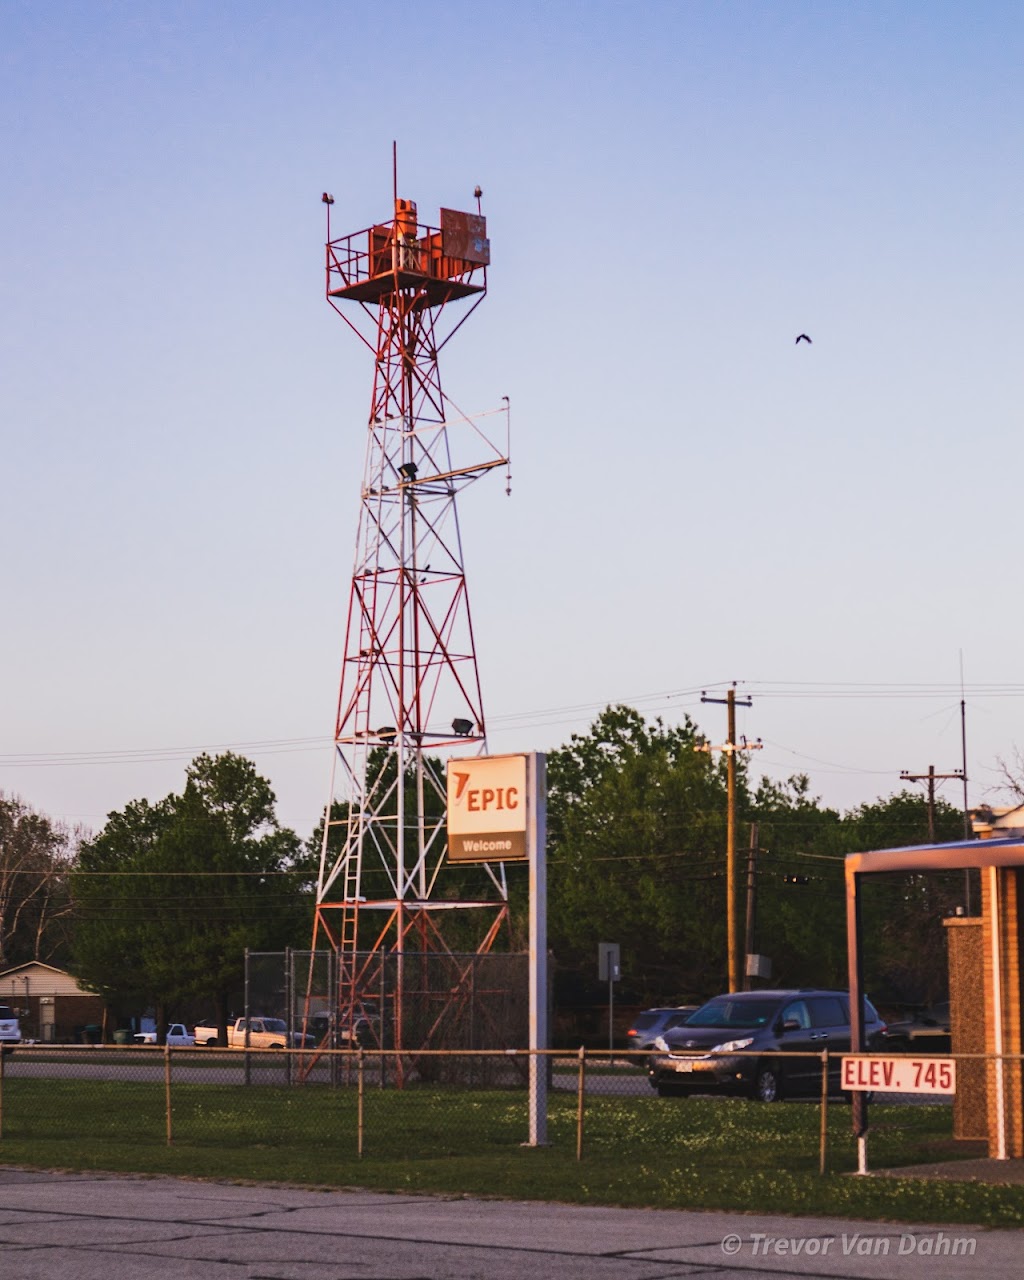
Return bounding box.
[751,1062,783,1103]
[656,1083,686,1098]
[204,1037,219,1046]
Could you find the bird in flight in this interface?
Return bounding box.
[795,334,812,344]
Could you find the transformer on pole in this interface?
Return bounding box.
[306,158,510,1068]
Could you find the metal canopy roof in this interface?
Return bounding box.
[846,835,1024,877]
[842,834,1024,1153]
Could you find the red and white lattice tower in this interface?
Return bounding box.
[309,169,510,1057]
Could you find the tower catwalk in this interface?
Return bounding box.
[307,172,510,1062]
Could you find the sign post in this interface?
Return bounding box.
[598,942,621,1055]
[840,1054,956,1175]
[446,752,546,1144]
[527,753,547,1145]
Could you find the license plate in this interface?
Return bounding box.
[673,1060,694,1073]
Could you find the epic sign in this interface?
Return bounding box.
[446,754,528,862]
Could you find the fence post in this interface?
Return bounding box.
[244,947,251,1088]
[576,1046,586,1161]
[285,945,293,1087]
[165,1043,173,1146]
[819,1048,828,1174]
[357,1047,365,1158]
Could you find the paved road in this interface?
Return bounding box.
[0,1167,1011,1280]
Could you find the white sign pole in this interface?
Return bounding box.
[990,865,1007,1161]
[527,752,548,1146]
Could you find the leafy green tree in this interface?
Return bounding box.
[70,753,304,1041]
[547,706,732,1001]
[745,774,848,990]
[544,706,970,1010]
[839,790,966,1005]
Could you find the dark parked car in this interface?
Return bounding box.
[626,1006,700,1051]
[308,1009,377,1047]
[647,989,886,1102]
[881,1001,950,1054]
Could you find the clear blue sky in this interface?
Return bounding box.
[4,1,1024,839]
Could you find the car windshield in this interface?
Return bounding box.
[686,998,780,1029]
[262,1019,287,1033]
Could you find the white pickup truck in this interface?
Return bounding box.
[194,1017,311,1049]
[133,1023,194,1046]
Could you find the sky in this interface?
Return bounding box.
[4,1,1024,843]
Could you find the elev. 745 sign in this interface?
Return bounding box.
[841,1055,956,1095]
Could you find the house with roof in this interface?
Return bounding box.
[0,961,105,1043]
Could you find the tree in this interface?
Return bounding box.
[838,790,966,1005]
[69,753,305,1041]
[0,792,77,970]
[544,706,969,1009]
[547,706,732,1000]
[745,774,848,990]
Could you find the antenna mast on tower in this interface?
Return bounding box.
[308,157,510,1062]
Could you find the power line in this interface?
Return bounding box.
[4,677,1024,772]
[0,735,329,768]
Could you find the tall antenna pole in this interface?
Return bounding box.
[960,698,969,835]
[960,649,972,913]
[960,650,970,834]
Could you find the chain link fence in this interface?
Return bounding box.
[246,950,530,1056]
[0,1044,994,1178]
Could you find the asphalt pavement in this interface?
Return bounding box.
[0,1166,1016,1280]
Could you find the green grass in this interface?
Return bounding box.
[0,1077,1019,1226]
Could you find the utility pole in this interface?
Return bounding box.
[899,765,965,843]
[698,685,762,992]
[743,823,759,992]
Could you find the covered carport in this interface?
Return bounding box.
[846,834,1024,1163]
